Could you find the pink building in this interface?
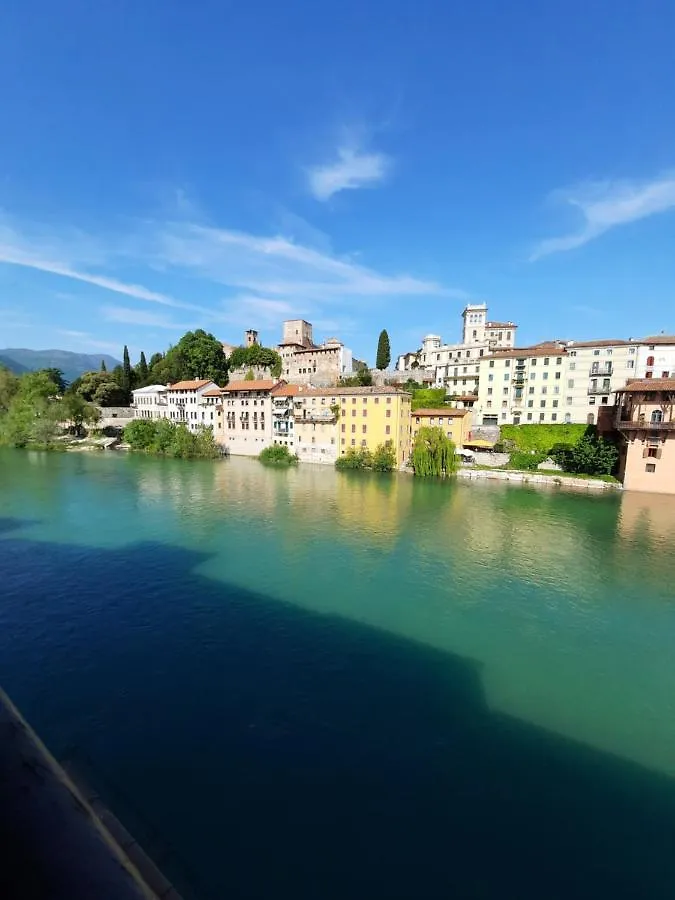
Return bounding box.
[615,379,675,494]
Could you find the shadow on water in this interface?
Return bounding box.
[0,517,40,535]
[1,527,675,899]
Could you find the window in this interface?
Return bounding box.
[386,410,391,418]
[486,401,492,408]
[647,447,658,458]
[593,350,600,356]
[565,413,571,424]
[568,379,574,388]
[556,358,562,365]
[487,388,493,395]
[341,423,345,433]
[527,413,533,421]
[540,400,546,408]
[531,359,537,366]
[566,396,573,405]
[489,360,494,368]
[629,347,636,354]
[646,463,656,473]
[504,373,509,381]
[386,397,391,404]
[374,397,379,404]
[553,386,560,395]
[601,396,608,405]
[488,374,494,381]
[529,387,535,395]
[544,357,550,365]
[646,371,653,378]
[651,410,663,423]
[552,399,559,408]
[543,372,549,381]
[505,360,511,368]
[385,425,391,435]
[527,400,534,408]
[351,424,356,433]
[539,413,545,422]
[569,362,576,371]
[362,409,367,417]
[552,414,558,422]
[662,371,670,378]
[352,409,356,416]
[589,396,596,405]
[555,371,561,379]
[646,356,655,367]
[541,387,548,395]
[362,425,367,434]
[530,373,536,380]
[503,388,508,396]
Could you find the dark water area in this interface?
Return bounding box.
[1,450,675,898]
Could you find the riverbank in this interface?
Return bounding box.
[457,467,620,491]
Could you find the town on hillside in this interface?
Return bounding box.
[128,310,675,495]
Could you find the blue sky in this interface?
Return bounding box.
[1,0,675,365]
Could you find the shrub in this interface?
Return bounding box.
[124,419,220,459]
[371,443,397,472]
[335,448,373,470]
[508,450,547,471]
[259,444,298,465]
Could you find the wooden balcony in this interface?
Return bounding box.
[615,416,675,431]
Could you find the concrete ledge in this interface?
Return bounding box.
[457,468,620,492]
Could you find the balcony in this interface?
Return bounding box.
[616,416,675,431]
[588,385,612,395]
[589,365,613,376]
[294,411,337,424]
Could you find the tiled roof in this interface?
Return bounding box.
[620,378,675,392]
[167,379,213,391]
[485,347,566,360]
[640,335,675,345]
[485,321,516,328]
[273,384,410,398]
[271,384,300,396]
[565,339,631,348]
[201,388,223,397]
[413,408,469,417]
[222,379,278,392]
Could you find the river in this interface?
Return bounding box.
[1,448,675,898]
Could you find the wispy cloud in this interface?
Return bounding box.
[102,305,188,330]
[56,329,123,356]
[307,146,391,201]
[531,173,675,260]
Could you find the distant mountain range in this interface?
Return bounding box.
[0,349,122,384]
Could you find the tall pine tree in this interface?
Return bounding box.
[122,345,132,401]
[138,351,149,385]
[376,329,391,370]
[100,359,107,372]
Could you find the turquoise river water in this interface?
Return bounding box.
[1,448,675,898]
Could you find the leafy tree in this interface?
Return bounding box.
[245,368,255,381]
[376,330,391,370]
[0,372,62,447]
[172,330,229,384]
[0,366,20,413]
[371,443,397,472]
[228,345,282,379]
[335,448,373,470]
[71,371,128,406]
[137,351,149,385]
[93,381,129,407]
[61,393,100,436]
[40,368,68,394]
[412,427,457,477]
[123,419,220,458]
[149,351,164,369]
[19,371,62,403]
[551,435,619,476]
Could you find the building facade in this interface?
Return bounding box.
[396,304,518,394]
[615,379,675,494]
[218,379,279,456]
[131,385,168,419]
[277,319,353,386]
[411,408,472,448]
[636,336,675,380]
[165,380,221,432]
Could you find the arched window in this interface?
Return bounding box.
[651,410,663,423]
[564,412,571,424]
[646,355,655,367]
[587,413,595,425]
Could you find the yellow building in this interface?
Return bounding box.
[411,408,471,448]
[334,386,412,466]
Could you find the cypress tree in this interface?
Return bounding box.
[376,329,391,370]
[100,359,107,372]
[138,351,149,384]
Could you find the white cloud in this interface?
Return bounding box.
[102,306,188,329]
[531,174,675,260]
[308,147,391,201]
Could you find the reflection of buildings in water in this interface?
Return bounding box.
[618,491,675,547]
[333,472,413,546]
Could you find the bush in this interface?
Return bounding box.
[259,444,298,465]
[371,443,397,472]
[123,419,220,459]
[335,448,373,470]
[551,434,619,476]
[508,450,547,471]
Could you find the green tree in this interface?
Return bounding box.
[551,434,619,476]
[40,368,68,394]
[412,426,457,477]
[60,393,100,436]
[245,368,255,381]
[0,366,20,413]
[172,330,229,384]
[100,359,107,373]
[259,445,298,465]
[228,345,282,379]
[371,443,397,472]
[376,329,391,370]
[335,447,373,470]
[71,371,128,406]
[137,351,149,385]
[122,345,132,389]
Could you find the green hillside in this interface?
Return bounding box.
[0,349,121,384]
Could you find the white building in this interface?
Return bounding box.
[218,379,279,456]
[397,304,518,393]
[636,336,675,380]
[166,379,221,433]
[131,385,168,419]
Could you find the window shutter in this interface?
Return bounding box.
[656,448,663,459]
[642,447,649,458]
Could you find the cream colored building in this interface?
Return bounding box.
[218,379,280,456]
[615,379,675,494]
[411,408,472,448]
[636,336,675,380]
[475,346,567,426]
[397,303,518,394]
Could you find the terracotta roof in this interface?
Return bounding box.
[222,379,278,392]
[271,383,300,396]
[167,379,213,391]
[272,385,410,398]
[485,347,566,360]
[201,388,223,397]
[619,378,675,393]
[640,335,675,345]
[485,321,516,329]
[413,408,470,418]
[565,339,631,348]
